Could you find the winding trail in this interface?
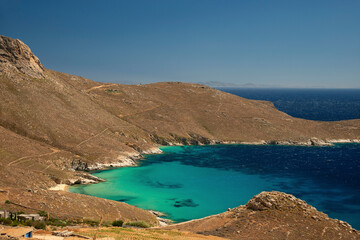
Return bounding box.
[74,128,109,148]
[84,84,117,93]
[7,148,60,167]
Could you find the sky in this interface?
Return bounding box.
[1,0,360,88]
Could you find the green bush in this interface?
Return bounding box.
[5,200,12,204]
[24,220,33,226]
[125,221,150,228]
[83,219,100,226]
[38,211,48,217]
[0,218,12,225]
[46,218,68,227]
[111,220,124,227]
[34,222,46,230]
[10,220,19,226]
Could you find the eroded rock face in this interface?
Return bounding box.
[0,35,45,79]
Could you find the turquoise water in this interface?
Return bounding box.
[71,89,360,227]
[70,144,360,229]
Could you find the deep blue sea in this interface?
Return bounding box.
[71,89,360,229]
[219,88,360,121]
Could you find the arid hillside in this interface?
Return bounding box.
[0,35,360,237]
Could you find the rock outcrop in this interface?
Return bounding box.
[246,191,317,211]
[0,35,45,79]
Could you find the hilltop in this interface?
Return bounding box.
[0,35,360,238]
[162,191,360,239]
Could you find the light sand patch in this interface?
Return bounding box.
[33,234,65,240]
[49,184,69,191]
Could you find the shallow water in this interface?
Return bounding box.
[70,143,360,229]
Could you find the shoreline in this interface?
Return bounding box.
[61,139,360,227]
[59,137,360,189]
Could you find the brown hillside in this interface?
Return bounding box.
[0,35,359,232]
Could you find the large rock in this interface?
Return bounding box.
[245,191,316,211]
[0,35,45,79]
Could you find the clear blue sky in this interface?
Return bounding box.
[1,0,359,88]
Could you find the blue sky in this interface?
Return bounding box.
[1,0,359,88]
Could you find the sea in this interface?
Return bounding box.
[70,88,360,229]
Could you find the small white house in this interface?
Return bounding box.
[18,213,44,221]
[0,210,10,219]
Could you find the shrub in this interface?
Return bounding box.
[38,211,48,217]
[125,221,150,228]
[83,219,100,227]
[5,200,12,204]
[46,218,68,227]
[24,220,33,226]
[10,220,19,226]
[111,220,123,227]
[34,222,46,230]
[1,218,12,225]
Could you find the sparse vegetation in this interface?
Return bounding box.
[83,219,100,226]
[125,221,151,228]
[111,220,124,227]
[105,89,123,93]
[46,218,71,227]
[34,221,46,229]
[0,215,74,228]
[38,210,48,217]
[0,218,12,225]
[10,220,20,226]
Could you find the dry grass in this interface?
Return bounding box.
[77,227,226,240]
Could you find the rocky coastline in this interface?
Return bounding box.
[56,137,360,189]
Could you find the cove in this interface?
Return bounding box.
[70,143,360,229]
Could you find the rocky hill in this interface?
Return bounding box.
[162,191,360,239]
[0,35,360,237]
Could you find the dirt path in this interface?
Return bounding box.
[121,104,163,118]
[214,91,224,117]
[74,128,109,148]
[7,148,60,167]
[84,84,117,93]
